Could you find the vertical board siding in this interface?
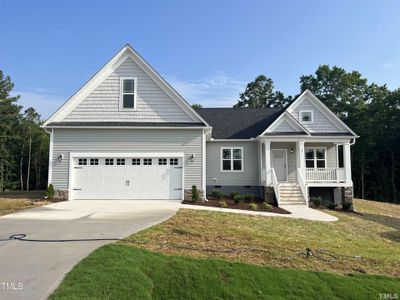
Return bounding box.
[206,141,259,186]
[290,99,345,133]
[64,58,193,122]
[52,129,203,190]
[271,142,297,182]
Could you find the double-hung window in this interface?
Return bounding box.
[120,77,136,110]
[305,148,326,168]
[221,147,243,171]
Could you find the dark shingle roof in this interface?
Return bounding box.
[46,122,206,127]
[195,108,284,139]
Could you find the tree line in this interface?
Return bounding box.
[0,71,49,191]
[233,66,400,203]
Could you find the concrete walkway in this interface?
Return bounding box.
[181,204,338,222]
[0,200,180,300]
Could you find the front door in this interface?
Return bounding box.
[272,149,287,181]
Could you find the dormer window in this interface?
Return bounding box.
[299,110,313,123]
[120,77,137,110]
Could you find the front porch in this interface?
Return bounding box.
[259,139,353,206]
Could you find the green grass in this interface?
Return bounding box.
[126,199,400,277]
[51,244,400,300]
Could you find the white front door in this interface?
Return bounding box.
[272,149,287,181]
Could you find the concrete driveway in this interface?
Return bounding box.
[0,200,180,300]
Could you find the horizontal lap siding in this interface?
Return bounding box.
[64,58,193,122]
[291,99,345,133]
[206,142,259,186]
[52,129,203,190]
[305,143,337,168]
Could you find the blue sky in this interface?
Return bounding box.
[1,0,400,119]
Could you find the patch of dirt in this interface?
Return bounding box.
[183,197,291,214]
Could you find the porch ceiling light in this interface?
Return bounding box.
[290,147,294,153]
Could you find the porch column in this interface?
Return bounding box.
[343,142,352,184]
[296,141,305,175]
[264,141,271,186]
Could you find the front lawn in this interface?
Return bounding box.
[126,199,400,277]
[51,244,400,300]
[0,191,48,216]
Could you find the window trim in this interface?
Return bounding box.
[220,147,244,172]
[305,147,327,169]
[119,77,137,111]
[299,110,314,124]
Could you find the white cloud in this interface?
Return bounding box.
[13,89,66,120]
[165,72,247,107]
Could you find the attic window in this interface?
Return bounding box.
[299,110,313,123]
[120,77,137,110]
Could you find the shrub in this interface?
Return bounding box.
[262,202,272,209]
[311,196,322,207]
[218,201,228,208]
[211,189,224,200]
[46,184,55,199]
[243,193,255,201]
[249,203,258,210]
[191,185,199,203]
[230,191,239,198]
[342,201,352,211]
[233,194,242,204]
[327,202,336,210]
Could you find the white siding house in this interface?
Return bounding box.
[44,45,357,207]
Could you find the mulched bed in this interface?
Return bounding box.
[183,197,291,214]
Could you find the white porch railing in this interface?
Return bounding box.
[297,168,308,206]
[305,168,345,182]
[271,168,280,206]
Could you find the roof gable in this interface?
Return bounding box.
[44,45,208,126]
[286,90,357,136]
[263,112,310,136]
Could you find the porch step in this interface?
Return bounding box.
[278,183,306,206]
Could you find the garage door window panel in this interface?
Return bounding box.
[105,158,114,165]
[144,158,152,165]
[90,158,99,166]
[158,158,167,165]
[117,158,125,165]
[132,158,140,165]
[78,158,87,165]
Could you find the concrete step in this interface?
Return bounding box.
[280,201,306,205]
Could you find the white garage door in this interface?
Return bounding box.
[71,155,183,200]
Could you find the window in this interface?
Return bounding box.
[221,148,243,171]
[117,158,125,165]
[300,110,313,123]
[143,158,152,165]
[78,158,87,165]
[132,158,141,165]
[105,158,114,165]
[120,77,136,109]
[305,148,326,168]
[90,158,99,165]
[170,158,178,165]
[158,158,167,165]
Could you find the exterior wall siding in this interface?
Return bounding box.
[290,98,345,133]
[64,58,193,122]
[274,120,297,132]
[206,141,260,186]
[305,142,337,168]
[51,129,203,191]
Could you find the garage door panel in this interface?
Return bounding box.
[72,156,183,200]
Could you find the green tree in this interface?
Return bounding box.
[0,71,21,190]
[234,75,289,108]
[191,103,203,109]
